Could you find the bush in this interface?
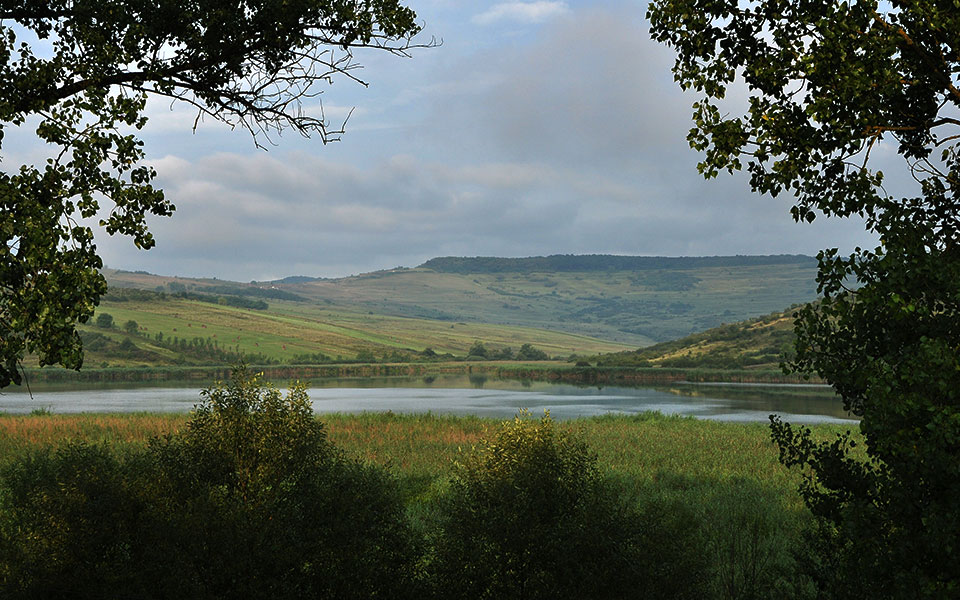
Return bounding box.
[0,366,420,600]
[0,442,152,598]
[467,340,489,359]
[516,343,549,361]
[154,367,421,599]
[95,312,113,328]
[426,411,708,600]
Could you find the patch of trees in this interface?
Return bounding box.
[79,331,162,362]
[572,297,690,321]
[651,0,960,593]
[102,288,168,302]
[0,372,710,599]
[419,254,817,274]
[630,270,700,291]
[146,331,276,366]
[487,286,543,300]
[350,347,457,364]
[203,285,307,302]
[465,341,551,362]
[171,292,268,311]
[0,0,426,387]
[101,286,281,310]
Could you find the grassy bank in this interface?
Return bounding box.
[17,361,818,385]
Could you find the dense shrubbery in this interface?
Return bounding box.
[0,371,810,599]
[426,411,709,599]
[0,367,418,599]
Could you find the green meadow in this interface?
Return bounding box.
[62,295,633,368]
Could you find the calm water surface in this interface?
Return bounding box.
[0,375,855,423]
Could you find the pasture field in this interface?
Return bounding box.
[64,296,633,367]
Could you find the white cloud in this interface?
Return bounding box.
[472,2,570,25]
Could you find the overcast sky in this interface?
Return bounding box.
[30,1,885,280]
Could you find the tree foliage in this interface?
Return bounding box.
[426,410,708,600]
[0,0,425,387]
[649,0,960,596]
[516,342,548,361]
[94,312,113,329]
[0,366,419,599]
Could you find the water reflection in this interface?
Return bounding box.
[0,375,856,423]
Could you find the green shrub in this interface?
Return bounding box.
[0,442,169,598]
[426,411,709,600]
[516,343,548,361]
[0,366,420,600]
[701,480,813,600]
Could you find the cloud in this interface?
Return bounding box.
[90,3,881,281]
[94,143,876,282]
[472,2,570,25]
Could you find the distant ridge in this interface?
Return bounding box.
[267,275,324,284]
[418,254,817,274]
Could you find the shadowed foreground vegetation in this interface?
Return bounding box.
[0,372,857,598]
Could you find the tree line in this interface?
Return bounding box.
[419,254,817,274]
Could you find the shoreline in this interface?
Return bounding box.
[16,362,820,387]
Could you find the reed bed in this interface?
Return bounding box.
[0,413,186,458]
[0,410,856,511]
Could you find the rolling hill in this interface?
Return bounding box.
[104,254,819,349]
[52,288,633,368]
[592,308,799,370]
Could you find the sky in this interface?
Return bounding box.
[17,0,883,281]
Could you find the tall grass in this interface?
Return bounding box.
[0,411,853,494]
[0,413,185,458]
[0,410,854,598]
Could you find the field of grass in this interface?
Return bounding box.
[58,295,633,368]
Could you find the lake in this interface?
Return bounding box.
[0,374,855,423]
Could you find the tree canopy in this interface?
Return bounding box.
[0,0,425,386]
[649,0,960,596]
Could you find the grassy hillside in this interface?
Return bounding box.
[592,308,799,370]
[44,290,633,368]
[106,254,818,346]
